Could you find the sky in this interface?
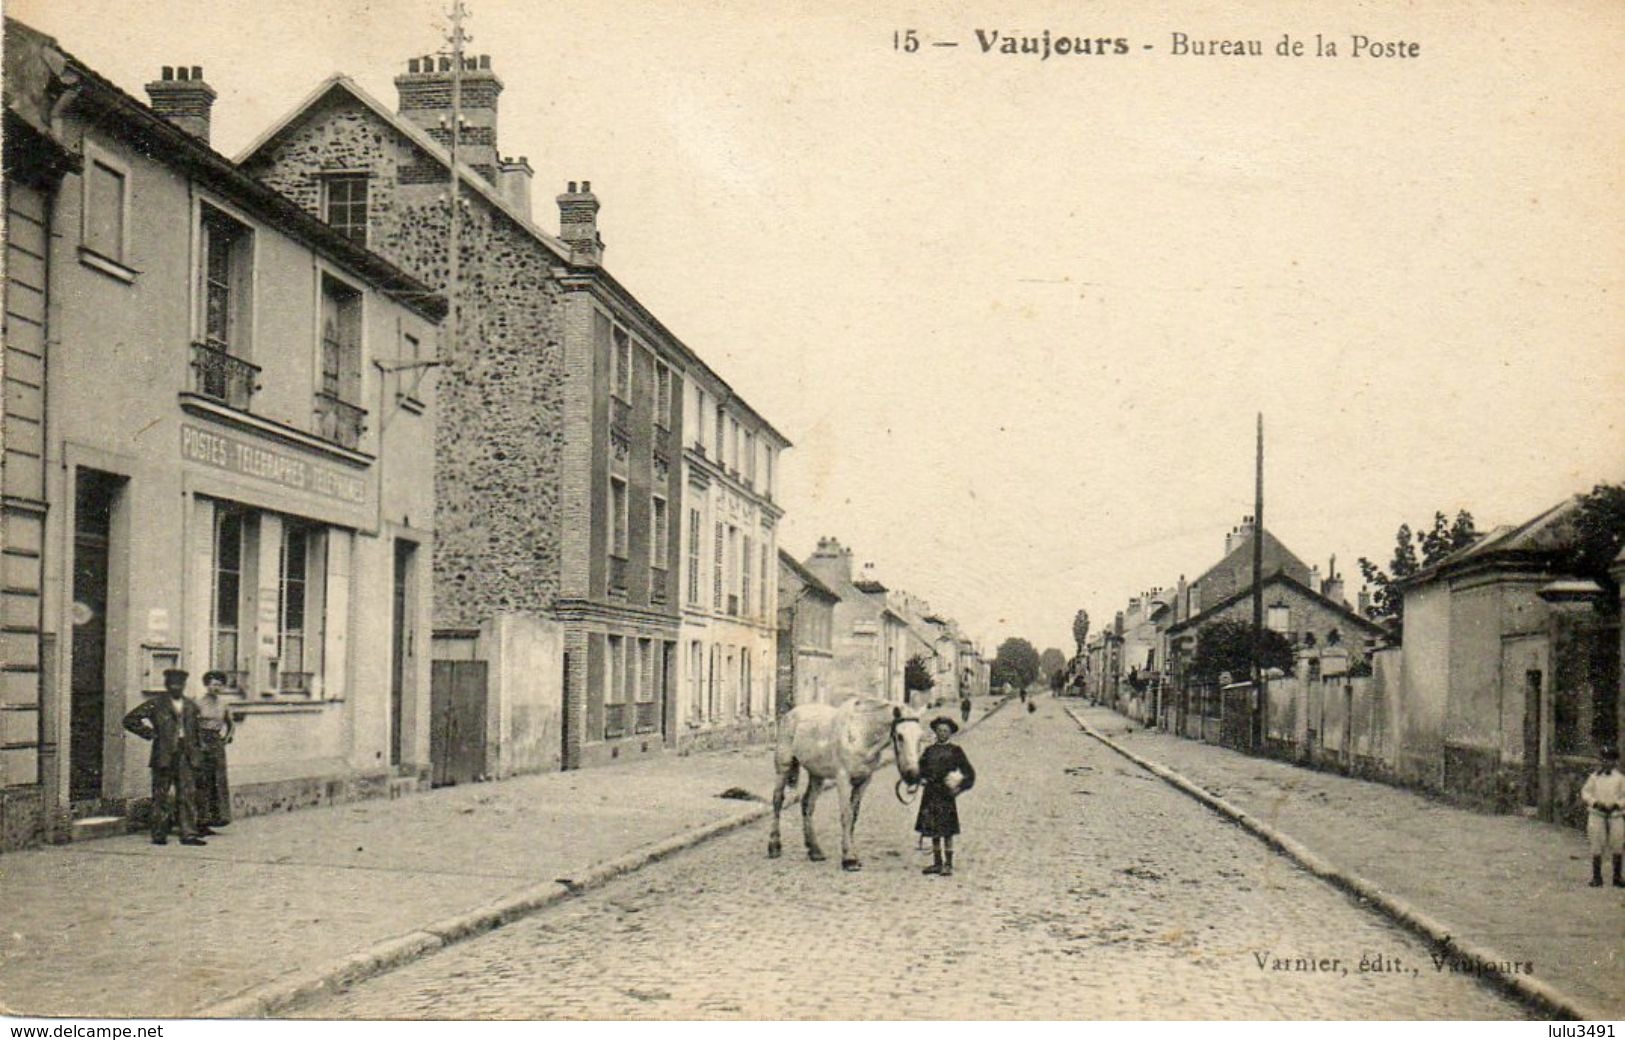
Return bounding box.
[15,0,1623,654]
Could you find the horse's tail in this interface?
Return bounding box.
[783,758,801,790]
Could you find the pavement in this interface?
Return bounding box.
[1066,702,1624,1020]
[0,698,1005,1019]
[293,697,1525,1020]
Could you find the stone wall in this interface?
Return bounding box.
[244,96,568,629]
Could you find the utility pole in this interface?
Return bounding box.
[1252,412,1265,747]
[444,1,469,369]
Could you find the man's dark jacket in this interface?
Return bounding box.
[123,694,203,769]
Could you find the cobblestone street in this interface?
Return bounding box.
[298,700,1527,1019]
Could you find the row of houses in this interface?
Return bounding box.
[0,21,985,851]
[1077,498,1624,827]
[777,537,989,719]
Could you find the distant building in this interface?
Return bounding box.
[775,551,839,711]
[801,539,909,703]
[1394,496,1619,823]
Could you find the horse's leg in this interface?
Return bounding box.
[802,777,826,861]
[845,775,875,871]
[837,771,861,871]
[767,764,788,859]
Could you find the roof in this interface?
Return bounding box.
[1396,495,1584,590]
[5,19,446,324]
[1190,527,1312,595]
[1166,569,1386,638]
[237,72,791,448]
[777,550,839,602]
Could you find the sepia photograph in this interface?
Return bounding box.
[0,0,1621,1027]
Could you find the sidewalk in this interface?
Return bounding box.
[0,741,788,1019]
[1068,704,1624,1019]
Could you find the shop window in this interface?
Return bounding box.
[322,175,369,244]
[210,508,247,688]
[275,523,323,695]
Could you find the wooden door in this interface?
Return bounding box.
[430,660,487,787]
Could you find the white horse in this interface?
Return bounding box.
[767,698,926,871]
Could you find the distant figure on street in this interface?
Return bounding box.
[197,670,236,830]
[959,694,971,724]
[1019,686,1027,706]
[1581,746,1625,887]
[917,716,976,877]
[122,668,206,846]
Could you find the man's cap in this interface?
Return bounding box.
[202,670,230,686]
[162,668,189,685]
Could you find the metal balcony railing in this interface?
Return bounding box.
[634,700,658,735]
[191,341,260,410]
[726,594,739,617]
[610,396,631,434]
[653,424,669,459]
[608,555,629,595]
[313,391,367,450]
[604,702,628,739]
[650,566,668,605]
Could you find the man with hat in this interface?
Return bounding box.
[122,669,206,846]
[1580,745,1625,887]
[916,715,976,877]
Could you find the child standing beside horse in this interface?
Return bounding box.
[917,716,976,876]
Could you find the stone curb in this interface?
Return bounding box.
[1062,705,1610,1023]
[198,696,1012,1019]
[196,799,780,1019]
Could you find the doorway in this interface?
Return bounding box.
[390,540,417,767]
[1522,669,1543,808]
[69,470,121,805]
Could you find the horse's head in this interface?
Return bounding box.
[889,706,925,785]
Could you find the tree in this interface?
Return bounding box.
[1559,483,1625,600]
[1189,617,1294,683]
[1071,609,1091,657]
[904,653,935,693]
[989,637,1041,692]
[1359,510,1476,626]
[1039,647,1067,678]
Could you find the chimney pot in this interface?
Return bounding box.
[409,58,420,73]
[480,54,491,69]
[146,65,217,143]
[582,179,591,191]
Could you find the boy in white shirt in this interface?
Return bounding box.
[1580,745,1625,887]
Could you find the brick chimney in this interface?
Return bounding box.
[557,180,603,264]
[496,155,533,220]
[806,537,853,588]
[395,54,503,184]
[145,65,216,144]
